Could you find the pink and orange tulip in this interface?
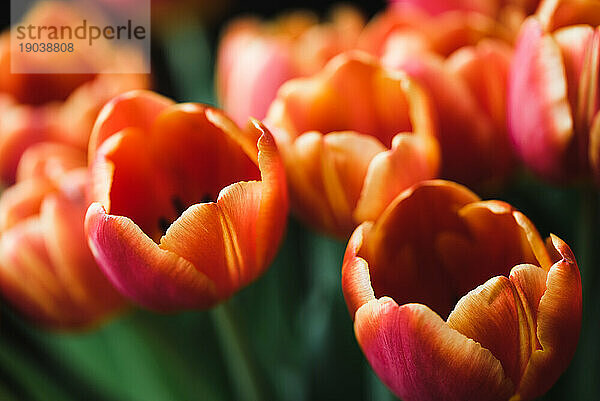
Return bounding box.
[85,90,288,311]
[0,1,148,185]
[509,0,600,183]
[342,180,581,401]
[360,5,516,188]
[264,51,440,238]
[0,143,125,329]
[216,6,364,126]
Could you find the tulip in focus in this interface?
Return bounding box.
[509,0,600,183]
[0,1,148,185]
[342,180,581,401]
[216,6,364,126]
[264,51,440,238]
[85,90,288,311]
[0,143,125,329]
[360,4,516,188]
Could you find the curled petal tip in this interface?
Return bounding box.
[549,234,575,264]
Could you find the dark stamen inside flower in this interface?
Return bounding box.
[157,195,216,236]
[105,109,261,245]
[172,197,186,215]
[158,216,170,234]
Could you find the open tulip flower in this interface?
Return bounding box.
[359,4,516,189]
[342,180,581,401]
[85,90,288,311]
[0,1,148,185]
[0,143,125,329]
[265,51,440,238]
[216,6,364,126]
[509,0,600,183]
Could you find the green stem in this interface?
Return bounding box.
[212,302,262,401]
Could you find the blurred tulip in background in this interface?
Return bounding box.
[360,4,517,188]
[389,0,540,33]
[0,142,125,329]
[509,0,600,184]
[0,1,148,185]
[265,52,440,238]
[216,6,364,126]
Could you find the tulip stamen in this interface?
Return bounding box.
[158,216,170,234]
[200,194,214,204]
[172,196,186,215]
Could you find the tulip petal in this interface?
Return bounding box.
[355,298,514,401]
[159,202,237,298]
[282,131,338,233]
[16,142,86,182]
[149,104,260,207]
[361,180,480,317]
[88,90,174,163]
[354,133,439,222]
[445,202,541,294]
[395,54,499,185]
[40,172,123,315]
[509,18,573,180]
[553,26,594,124]
[266,51,415,146]
[221,37,295,126]
[0,105,49,184]
[160,125,287,297]
[342,222,376,318]
[85,202,218,311]
[515,236,582,400]
[0,217,86,327]
[0,177,55,231]
[447,39,512,132]
[320,132,386,234]
[538,0,600,31]
[90,128,174,242]
[249,122,289,271]
[447,276,526,386]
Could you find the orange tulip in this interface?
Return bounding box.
[264,51,439,238]
[216,6,364,126]
[509,0,600,183]
[359,5,516,188]
[0,1,148,185]
[0,142,125,329]
[85,90,288,311]
[342,180,581,401]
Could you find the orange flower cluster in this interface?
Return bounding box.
[0,0,584,399]
[215,0,583,399]
[216,1,531,239]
